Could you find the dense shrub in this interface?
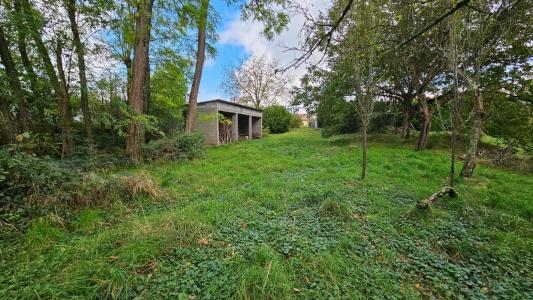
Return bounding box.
[0,145,80,206]
[290,114,303,128]
[263,105,291,134]
[319,101,397,137]
[369,102,398,133]
[485,97,533,153]
[0,148,169,232]
[142,132,206,161]
[317,98,360,137]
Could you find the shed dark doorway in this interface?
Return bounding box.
[238,114,250,140]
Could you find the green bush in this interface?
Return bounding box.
[290,114,303,128]
[142,132,206,161]
[0,145,81,206]
[263,105,291,134]
[370,102,397,133]
[317,98,360,137]
[485,97,533,153]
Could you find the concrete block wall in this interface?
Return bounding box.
[192,106,219,145]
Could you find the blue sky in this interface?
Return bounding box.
[198,1,247,101]
[197,0,327,102]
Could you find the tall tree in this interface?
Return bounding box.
[54,36,76,157]
[126,0,154,159]
[185,0,209,133]
[66,0,95,153]
[13,0,47,129]
[0,27,30,132]
[22,0,75,156]
[221,55,290,108]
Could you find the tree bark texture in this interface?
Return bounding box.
[415,97,432,151]
[0,94,17,143]
[66,0,95,153]
[400,99,413,138]
[185,0,209,133]
[0,27,30,133]
[124,55,133,100]
[143,52,150,114]
[55,38,75,157]
[126,0,154,160]
[361,125,368,179]
[460,87,484,177]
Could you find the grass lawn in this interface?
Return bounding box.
[1,128,532,299]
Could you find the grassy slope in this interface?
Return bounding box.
[1,128,532,299]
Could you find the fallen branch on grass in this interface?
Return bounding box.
[416,186,457,209]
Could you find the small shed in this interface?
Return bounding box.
[192,99,263,145]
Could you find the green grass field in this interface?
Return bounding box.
[1,128,532,299]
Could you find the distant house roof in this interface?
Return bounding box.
[198,99,263,112]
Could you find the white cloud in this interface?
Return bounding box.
[219,0,330,89]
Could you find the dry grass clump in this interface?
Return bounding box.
[78,172,167,206]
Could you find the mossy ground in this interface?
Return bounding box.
[1,128,531,299]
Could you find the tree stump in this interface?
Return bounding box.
[416,186,456,209]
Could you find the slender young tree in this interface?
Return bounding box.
[66,0,95,153]
[448,11,460,188]
[126,0,154,159]
[350,0,379,179]
[21,0,75,156]
[185,0,209,133]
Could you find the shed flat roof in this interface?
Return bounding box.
[198,99,263,112]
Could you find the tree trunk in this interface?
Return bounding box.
[124,55,133,100]
[449,17,459,188]
[66,0,95,153]
[399,99,412,138]
[415,97,432,151]
[460,87,484,177]
[0,27,30,133]
[185,0,209,133]
[142,35,151,142]
[14,0,46,130]
[143,52,150,114]
[361,125,368,179]
[0,94,17,143]
[126,0,154,160]
[55,38,75,157]
[23,0,74,156]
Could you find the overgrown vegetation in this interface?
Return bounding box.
[290,114,303,128]
[142,132,206,161]
[1,129,531,299]
[0,132,203,231]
